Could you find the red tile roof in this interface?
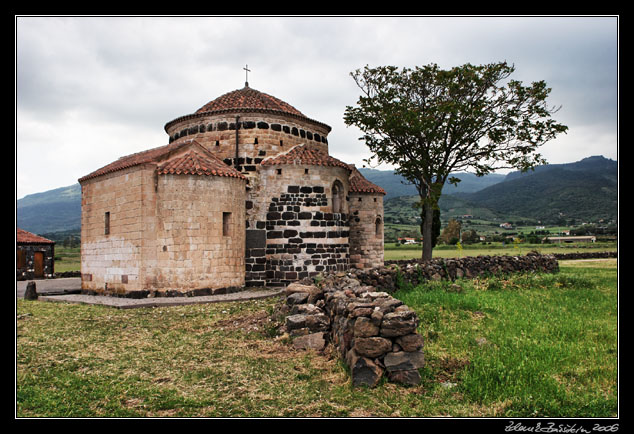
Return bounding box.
[348,165,386,195]
[164,86,331,133]
[17,228,55,244]
[79,142,182,182]
[156,149,245,179]
[79,140,244,182]
[261,144,351,170]
[196,86,305,117]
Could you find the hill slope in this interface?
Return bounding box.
[383,156,617,227]
[456,156,618,224]
[384,194,505,225]
[359,168,505,199]
[503,155,617,183]
[16,184,81,234]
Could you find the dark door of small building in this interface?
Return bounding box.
[33,252,44,278]
[17,249,26,270]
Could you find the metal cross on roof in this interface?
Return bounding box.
[243,64,251,87]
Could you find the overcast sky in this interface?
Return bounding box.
[15,15,618,199]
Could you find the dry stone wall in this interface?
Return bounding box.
[280,253,561,388]
[359,253,560,292]
[552,251,616,260]
[282,278,425,388]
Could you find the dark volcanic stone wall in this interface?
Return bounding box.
[245,174,351,287]
[357,253,560,292]
[282,279,425,388]
[262,186,349,286]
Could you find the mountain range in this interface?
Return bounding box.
[362,155,618,225]
[16,155,617,238]
[357,168,507,199]
[451,156,618,224]
[16,184,81,236]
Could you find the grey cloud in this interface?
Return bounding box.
[15,16,618,198]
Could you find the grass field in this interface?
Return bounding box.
[53,243,618,273]
[53,246,81,273]
[385,242,617,261]
[16,259,618,418]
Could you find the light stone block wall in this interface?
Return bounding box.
[80,165,245,294]
[149,174,245,292]
[80,165,153,293]
[349,192,384,269]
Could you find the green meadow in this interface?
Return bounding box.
[16,258,617,417]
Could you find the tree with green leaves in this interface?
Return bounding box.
[439,218,462,245]
[461,229,480,245]
[344,61,568,261]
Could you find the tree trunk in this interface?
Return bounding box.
[421,199,434,262]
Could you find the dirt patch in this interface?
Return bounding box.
[434,356,471,383]
[213,310,275,334]
[471,311,486,320]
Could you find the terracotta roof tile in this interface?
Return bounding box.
[195,86,304,117]
[79,140,244,182]
[261,144,351,170]
[79,142,183,182]
[17,228,55,244]
[348,165,386,195]
[164,86,331,133]
[156,149,245,179]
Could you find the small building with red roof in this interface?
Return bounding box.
[17,228,55,280]
[79,82,384,297]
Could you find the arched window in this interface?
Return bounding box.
[332,180,344,214]
[375,216,383,238]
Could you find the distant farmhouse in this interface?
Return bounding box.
[17,228,55,280]
[398,237,422,245]
[78,81,385,296]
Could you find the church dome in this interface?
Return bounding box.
[164,85,331,134]
[195,86,305,118]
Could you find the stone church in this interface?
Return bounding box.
[78,80,385,296]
